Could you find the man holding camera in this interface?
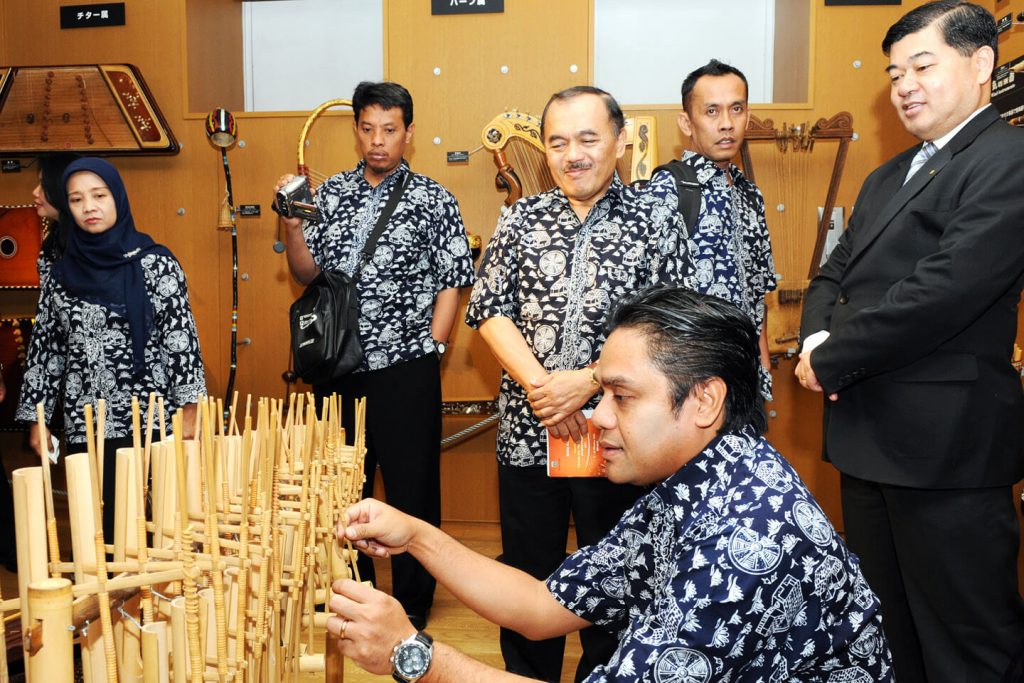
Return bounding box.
[274,80,474,631]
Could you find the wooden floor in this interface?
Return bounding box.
[0,519,583,683]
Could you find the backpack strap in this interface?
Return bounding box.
[652,159,702,234]
[355,170,412,277]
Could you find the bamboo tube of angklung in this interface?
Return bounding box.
[142,621,169,683]
[113,448,132,562]
[64,453,107,683]
[13,466,47,665]
[27,578,74,683]
[170,597,187,683]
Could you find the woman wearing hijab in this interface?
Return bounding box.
[16,158,206,538]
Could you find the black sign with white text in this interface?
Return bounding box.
[432,0,504,15]
[60,4,126,29]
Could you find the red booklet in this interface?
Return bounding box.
[546,410,606,478]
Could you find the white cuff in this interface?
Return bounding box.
[802,330,830,354]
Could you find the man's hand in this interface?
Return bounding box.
[527,370,598,427]
[546,410,589,443]
[795,352,837,401]
[339,498,421,559]
[0,374,6,404]
[28,422,51,459]
[327,578,417,676]
[273,174,304,232]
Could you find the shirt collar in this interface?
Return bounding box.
[551,172,627,210]
[682,150,749,187]
[929,103,990,150]
[353,158,411,188]
[652,425,762,506]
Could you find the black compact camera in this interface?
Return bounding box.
[273,175,320,221]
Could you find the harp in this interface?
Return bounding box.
[481,111,659,206]
[738,111,855,351]
[295,98,354,187]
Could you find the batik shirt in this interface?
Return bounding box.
[659,151,778,399]
[304,159,475,373]
[548,428,893,682]
[465,174,682,467]
[16,253,206,444]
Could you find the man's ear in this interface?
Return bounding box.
[615,124,627,160]
[405,122,416,143]
[973,46,995,86]
[694,377,727,429]
[677,110,693,137]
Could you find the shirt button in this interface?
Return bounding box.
[838,293,849,304]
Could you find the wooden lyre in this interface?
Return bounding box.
[481,110,659,206]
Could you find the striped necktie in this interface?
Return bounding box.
[904,142,937,185]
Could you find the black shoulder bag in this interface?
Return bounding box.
[289,172,410,384]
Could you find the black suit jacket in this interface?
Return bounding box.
[800,106,1024,489]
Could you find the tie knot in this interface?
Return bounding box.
[920,142,937,161]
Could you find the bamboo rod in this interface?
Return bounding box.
[35,404,61,580]
[96,399,106,504]
[94,533,119,683]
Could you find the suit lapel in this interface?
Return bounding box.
[845,106,1001,269]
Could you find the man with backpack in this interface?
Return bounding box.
[654,60,777,399]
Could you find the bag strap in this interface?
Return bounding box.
[652,159,702,234]
[355,170,411,276]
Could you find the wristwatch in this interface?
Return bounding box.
[391,631,433,682]
[433,340,447,357]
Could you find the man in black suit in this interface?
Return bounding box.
[797,2,1024,681]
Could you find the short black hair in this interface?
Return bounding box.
[540,86,625,138]
[607,285,767,435]
[352,81,413,127]
[680,60,749,113]
[882,1,997,74]
[36,153,80,262]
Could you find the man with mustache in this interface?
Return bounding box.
[667,60,777,400]
[797,2,1024,680]
[465,86,683,681]
[328,286,893,682]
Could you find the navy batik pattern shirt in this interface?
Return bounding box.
[547,428,894,682]
[657,151,778,399]
[17,253,206,444]
[465,174,683,467]
[304,159,475,372]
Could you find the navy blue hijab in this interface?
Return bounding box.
[52,158,172,376]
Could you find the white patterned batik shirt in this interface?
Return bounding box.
[465,174,683,468]
[304,159,475,373]
[16,253,206,445]
[547,427,894,682]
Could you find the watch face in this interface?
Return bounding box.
[395,640,431,678]
[435,341,447,355]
